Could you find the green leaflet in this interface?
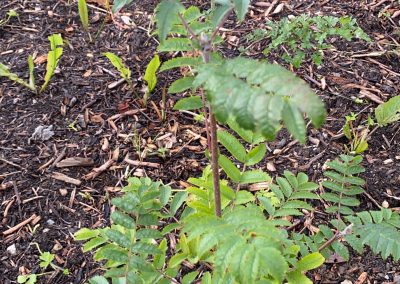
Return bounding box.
[296,252,325,271]
[375,95,400,126]
[78,0,89,31]
[27,55,35,90]
[183,206,289,283]
[245,144,266,166]
[194,57,326,143]
[168,77,195,94]
[74,228,100,240]
[160,56,201,72]
[88,276,109,284]
[103,52,131,84]
[218,154,241,182]
[155,0,184,42]
[144,54,161,92]
[217,130,247,163]
[112,0,133,13]
[211,5,231,28]
[40,33,63,93]
[174,96,203,110]
[0,62,35,91]
[233,0,249,21]
[286,270,312,284]
[282,100,307,144]
[227,118,266,144]
[158,38,193,52]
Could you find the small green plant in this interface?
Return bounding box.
[103,52,132,87]
[78,0,89,30]
[342,95,400,154]
[0,9,18,26]
[0,34,63,94]
[78,0,92,41]
[259,15,371,68]
[143,54,161,105]
[0,56,35,92]
[40,34,64,93]
[17,243,69,284]
[343,112,370,154]
[321,155,365,216]
[74,177,187,283]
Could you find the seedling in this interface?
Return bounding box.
[103,52,132,87]
[343,96,400,154]
[0,9,18,26]
[343,112,369,154]
[17,243,69,284]
[143,54,161,105]
[0,34,63,94]
[78,0,92,41]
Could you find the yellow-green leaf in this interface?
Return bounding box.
[144,55,161,92]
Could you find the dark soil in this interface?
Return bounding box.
[0,0,399,283]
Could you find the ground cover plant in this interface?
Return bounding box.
[249,14,371,68]
[0,0,399,283]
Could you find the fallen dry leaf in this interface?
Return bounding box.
[34,54,47,65]
[56,157,95,168]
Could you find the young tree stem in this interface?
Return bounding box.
[210,110,222,217]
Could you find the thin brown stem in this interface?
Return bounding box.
[210,110,222,217]
[178,10,226,217]
[318,223,353,251]
[200,89,211,148]
[177,13,199,42]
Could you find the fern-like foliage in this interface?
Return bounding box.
[292,224,351,261]
[321,155,365,215]
[375,95,400,126]
[184,206,289,283]
[345,209,400,261]
[74,177,186,283]
[194,57,326,143]
[182,205,324,284]
[258,171,319,225]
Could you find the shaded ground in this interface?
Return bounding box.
[0,0,399,283]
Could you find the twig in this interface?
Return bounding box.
[318,223,353,251]
[50,172,82,186]
[124,156,160,168]
[0,158,26,170]
[3,214,37,235]
[12,181,22,217]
